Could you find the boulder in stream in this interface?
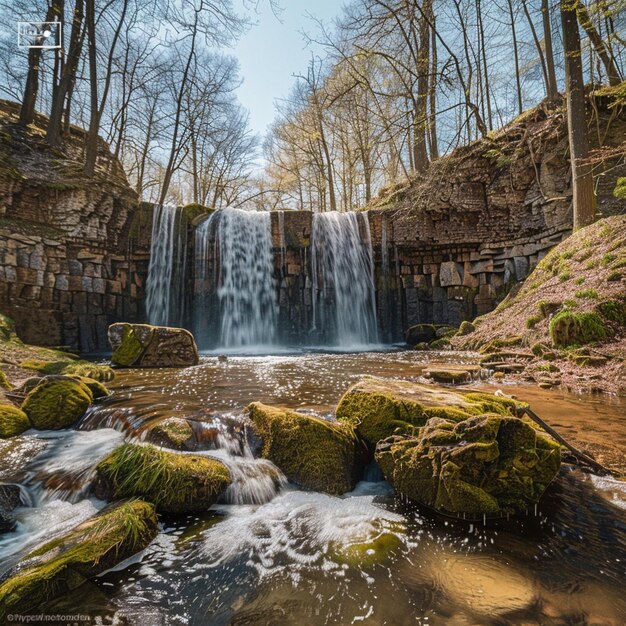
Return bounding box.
[93,443,231,513]
[21,375,93,430]
[0,499,158,619]
[335,376,520,449]
[247,402,362,495]
[0,403,30,438]
[108,322,200,367]
[376,413,561,517]
[0,483,21,533]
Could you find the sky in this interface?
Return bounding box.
[232,0,342,141]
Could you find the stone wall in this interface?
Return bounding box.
[0,102,153,351]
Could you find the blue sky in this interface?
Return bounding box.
[233,0,342,139]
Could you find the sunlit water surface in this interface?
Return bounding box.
[2,350,625,625]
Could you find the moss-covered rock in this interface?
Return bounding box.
[405,324,437,345]
[21,375,93,430]
[0,369,11,390]
[66,375,109,399]
[93,443,230,514]
[549,311,608,347]
[0,404,30,438]
[376,414,561,518]
[423,365,481,385]
[19,358,114,382]
[0,499,158,619]
[335,377,520,450]
[108,323,200,368]
[247,402,361,495]
[458,320,475,336]
[144,417,195,451]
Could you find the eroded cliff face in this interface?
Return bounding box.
[0,100,152,351]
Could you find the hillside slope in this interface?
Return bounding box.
[453,216,626,395]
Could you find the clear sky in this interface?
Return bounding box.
[232,0,342,140]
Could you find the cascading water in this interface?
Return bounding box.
[145,204,186,327]
[194,208,277,350]
[311,211,378,347]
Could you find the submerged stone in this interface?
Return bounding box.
[0,404,30,438]
[0,499,158,619]
[93,443,231,513]
[376,413,561,517]
[335,377,520,449]
[21,375,93,430]
[108,322,200,367]
[247,402,361,495]
[144,417,195,450]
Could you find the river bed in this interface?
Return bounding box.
[2,350,625,625]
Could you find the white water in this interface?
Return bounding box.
[194,209,277,349]
[201,486,408,581]
[311,211,378,347]
[146,204,183,326]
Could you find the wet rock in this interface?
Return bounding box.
[0,436,47,481]
[66,375,109,399]
[0,499,158,619]
[405,324,437,345]
[93,443,230,513]
[108,323,200,367]
[423,365,481,384]
[376,413,561,517]
[247,402,361,495]
[0,483,21,532]
[21,375,93,430]
[0,403,30,438]
[335,377,521,450]
[144,417,195,451]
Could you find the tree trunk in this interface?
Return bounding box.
[19,2,58,126]
[542,0,559,99]
[561,0,596,230]
[84,0,98,176]
[47,0,84,146]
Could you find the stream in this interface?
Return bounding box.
[1,350,625,625]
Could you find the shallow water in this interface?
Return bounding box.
[2,350,626,625]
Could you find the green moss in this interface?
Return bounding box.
[66,376,109,399]
[429,337,450,349]
[549,311,609,348]
[526,315,542,329]
[458,320,475,335]
[613,178,626,199]
[574,277,585,286]
[0,404,30,438]
[111,326,148,367]
[607,270,623,282]
[601,253,616,267]
[537,300,561,318]
[597,299,626,326]
[0,369,11,390]
[376,414,560,518]
[21,376,93,430]
[0,499,158,619]
[18,358,114,382]
[335,378,521,450]
[575,288,599,299]
[559,269,571,282]
[146,417,194,450]
[247,403,359,494]
[94,443,230,514]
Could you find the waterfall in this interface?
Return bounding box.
[194,208,277,350]
[146,204,186,327]
[311,211,378,347]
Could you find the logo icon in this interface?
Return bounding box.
[17,21,62,49]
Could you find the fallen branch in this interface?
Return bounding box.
[519,406,615,477]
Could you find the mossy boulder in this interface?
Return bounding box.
[0,404,30,438]
[549,311,608,347]
[0,499,158,619]
[144,417,195,450]
[423,365,481,385]
[66,375,109,399]
[0,369,11,390]
[458,320,475,336]
[405,324,437,345]
[376,414,561,518]
[247,402,361,495]
[21,376,93,430]
[93,443,230,514]
[335,377,520,450]
[19,358,114,382]
[108,323,200,368]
